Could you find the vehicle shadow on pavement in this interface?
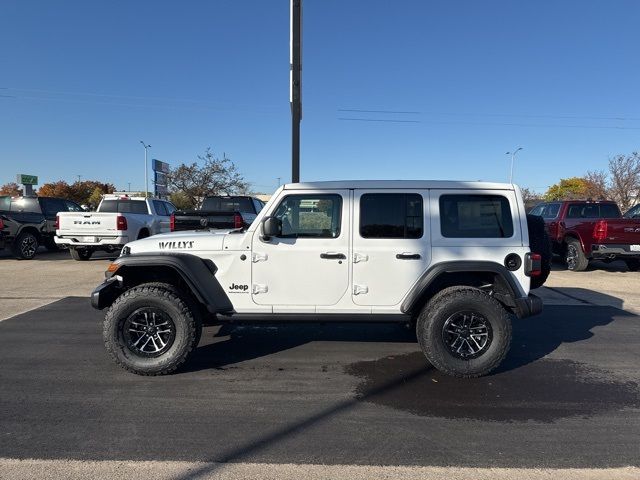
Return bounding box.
[183,322,417,373]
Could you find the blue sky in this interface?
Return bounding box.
[1,0,639,194]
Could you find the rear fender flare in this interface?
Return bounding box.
[401,261,524,314]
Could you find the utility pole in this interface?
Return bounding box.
[76,175,82,182]
[290,0,302,183]
[277,177,282,187]
[140,141,151,197]
[127,182,131,192]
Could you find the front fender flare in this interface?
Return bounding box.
[91,253,233,314]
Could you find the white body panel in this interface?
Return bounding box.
[119,181,532,314]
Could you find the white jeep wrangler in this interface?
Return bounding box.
[92,181,548,378]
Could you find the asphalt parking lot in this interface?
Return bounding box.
[1,250,639,479]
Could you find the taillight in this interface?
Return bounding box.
[170,213,175,232]
[55,214,59,230]
[233,212,243,229]
[0,217,4,230]
[117,215,128,231]
[525,252,542,277]
[593,220,608,242]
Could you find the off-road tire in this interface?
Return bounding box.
[625,259,640,272]
[136,282,203,347]
[526,214,552,289]
[565,238,589,272]
[416,286,512,378]
[103,283,201,375]
[70,248,93,261]
[12,231,39,259]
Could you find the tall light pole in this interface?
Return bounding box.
[290,0,302,183]
[506,147,523,184]
[140,141,151,197]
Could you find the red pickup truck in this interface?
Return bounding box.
[530,200,640,272]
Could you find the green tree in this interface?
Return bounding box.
[544,177,592,201]
[167,148,248,209]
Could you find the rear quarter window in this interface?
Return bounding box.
[439,194,514,238]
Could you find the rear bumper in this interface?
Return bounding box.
[55,235,129,247]
[591,244,640,258]
[514,293,543,319]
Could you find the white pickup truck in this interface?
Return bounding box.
[55,195,176,260]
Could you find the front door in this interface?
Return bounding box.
[352,190,431,306]
[251,191,350,307]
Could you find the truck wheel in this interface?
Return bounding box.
[526,214,551,289]
[625,259,640,272]
[416,286,512,378]
[12,231,39,259]
[70,248,93,261]
[565,239,589,271]
[103,283,201,375]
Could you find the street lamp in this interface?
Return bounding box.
[140,140,151,197]
[506,147,523,184]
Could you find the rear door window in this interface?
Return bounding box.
[360,193,423,239]
[439,194,513,238]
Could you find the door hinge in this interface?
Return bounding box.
[252,252,268,263]
[353,252,369,263]
[252,284,268,294]
[353,284,369,295]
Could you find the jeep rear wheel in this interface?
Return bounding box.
[103,283,202,375]
[416,286,512,378]
[526,214,551,289]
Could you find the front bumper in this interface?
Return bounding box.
[591,244,640,259]
[514,293,543,319]
[91,277,121,310]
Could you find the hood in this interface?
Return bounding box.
[126,229,231,255]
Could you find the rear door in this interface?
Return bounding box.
[351,190,430,307]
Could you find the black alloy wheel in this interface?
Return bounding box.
[123,308,176,357]
[441,311,493,359]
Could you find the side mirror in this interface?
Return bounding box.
[261,216,282,240]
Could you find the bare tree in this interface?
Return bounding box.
[608,153,640,212]
[583,170,609,200]
[167,149,249,209]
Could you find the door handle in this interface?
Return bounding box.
[320,252,346,260]
[396,253,421,260]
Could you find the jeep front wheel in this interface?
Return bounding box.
[416,286,512,378]
[103,283,202,375]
